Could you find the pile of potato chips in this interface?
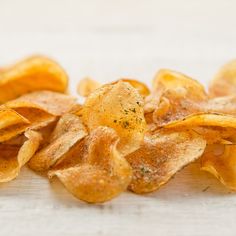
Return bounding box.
[1,55,236,203]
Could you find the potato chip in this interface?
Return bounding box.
[0,106,29,130]
[116,79,150,97]
[209,60,236,97]
[0,56,68,103]
[5,90,77,116]
[77,77,101,97]
[126,129,206,193]
[201,143,236,190]
[145,69,207,128]
[49,126,132,203]
[28,114,87,171]
[0,130,42,182]
[80,81,146,156]
[165,113,236,129]
[0,91,77,142]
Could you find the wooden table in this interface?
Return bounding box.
[0,0,236,235]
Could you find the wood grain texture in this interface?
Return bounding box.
[0,0,236,235]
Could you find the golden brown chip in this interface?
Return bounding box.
[0,55,68,103]
[165,113,236,129]
[49,126,132,203]
[77,77,101,97]
[152,69,207,100]
[201,143,236,190]
[126,130,206,193]
[209,60,236,97]
[0,91,76,142]
[80,81,146,156]
[5,90,77,116]
[116,79,150,97]
[28,114,87,172]
[0,107,29,130]
[0,130,42,182]
[145,69,207,128]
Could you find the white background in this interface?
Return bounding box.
[0,0,236,235]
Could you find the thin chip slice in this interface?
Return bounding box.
[77,77,101,97]
[116,79,150,97]
[49,126,132,203]
[152,69,207,100]
[0,106,29,130]
[165,113,236,129]
[0,55,68,103]
[126,130,206,193]
[28,114,87,172]
[145,69,207,128]
[209,60,236,97]
[5,90,77,116]
[201,143,236,190]
[0,130,42,182]
[80,81,146,156]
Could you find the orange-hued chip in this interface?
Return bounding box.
[5,90,77,116]
[49,126,132,203]
[126,130,206,193]
[28,114,87,172]
[209,60,236,97]
[0,91,76,142]
[80,81,146,156]
[0,107,29,130]
[201,143,236,190]
[117,79,150,97]
[152,69,207,100]
[164,113,236,129]
[0,130,42,182]
[0,56,68,103]
[77,77,101,97]
[145,69,207,128]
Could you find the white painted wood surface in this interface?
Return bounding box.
[1,0,236,235]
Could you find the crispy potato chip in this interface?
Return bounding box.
[80,81,146,156]
[0,56,68,103]
[145,69,207,128]
[201,143,236,190]
[116,79,150,97]
[192,127,236,144]
[126,130,206,193]
[5,90,77,116]
[0,130,42,182]
[49,126,132,203]
[0,91,76,142]
[77,77,101,97]
[165,113,236,129]
[209,60,236,97]
[0,107,29,130]
[28,114,87,171]
[153,69,207,100]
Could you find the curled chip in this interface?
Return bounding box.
[0,107,29,130]
[5,90,77,116]
[116,79,150,97]
[28,114,87,171]
[0,91,77,142]
[145,69,207,128]
[152,69,207,100]
[49,126,132,203]
[0,55,68,103]
[80,81,146,156]
[164,113,236,129]
[209,60,236,97]
[0,130,42,182]
[201,143,236,190]
[126,130,206,193]
[77,77,101,97]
